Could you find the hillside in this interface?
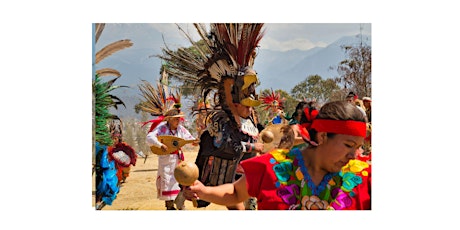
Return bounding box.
[96,31,371,119]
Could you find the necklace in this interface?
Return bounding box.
[168,125,177,136]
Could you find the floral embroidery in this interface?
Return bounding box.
[295,168,303,180]
[301,195,329,210]
[328,179,336,186]
[273,162,293,184]
[272,149,288,162]
[342,159,369,174]
[270,148,369,210]
[340,171,362,192]
[159,126,168,133]
[330,188,353,210]
[277,184,300,206]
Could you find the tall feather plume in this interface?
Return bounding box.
[209,24,265,126]
[96,39,133,64]
[157,23,265,126]
[212,24,265,70]
[138,79,181,116]
[96,68,121,78]
[95,23,105,44]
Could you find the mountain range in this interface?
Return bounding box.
[95,26,371,119]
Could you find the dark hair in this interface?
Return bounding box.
[347,91,356,98]
[309,100,367,143]
[291,101,307,120]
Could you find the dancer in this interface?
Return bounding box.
[157,23,266,210]
[184,101,371,210]
[107,119,137,185]
[259,89,288,125]
[138,80,197,210]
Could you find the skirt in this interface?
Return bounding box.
[156,153,181,200]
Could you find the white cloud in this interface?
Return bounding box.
[260,37,327,51]
[261,23,371,51]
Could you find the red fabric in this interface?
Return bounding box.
[241,152,371,210]
[299,122,311,131]
[349,165,372,210]
[303,107,318,123]
[311,119,367,137]
[141,116,165,133]
[300,108,318,130]
[171,150,184,161]
[108,142,137,167]
[162,190,180,196]
[241,154,290,210]
[297,124,310,140]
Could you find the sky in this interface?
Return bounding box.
[95,23,372,96]
[3,1,460,229]
[145,23,372,51]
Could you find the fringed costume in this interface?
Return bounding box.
[107,119,137,185]
[157,23,266,210]
[93,23,133,210]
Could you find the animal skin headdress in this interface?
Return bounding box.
[157,23,265,126]
[138,73,183,132]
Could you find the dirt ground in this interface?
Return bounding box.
[92,145,227,211]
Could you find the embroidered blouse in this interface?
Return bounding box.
[146,121,195,148]
[240,148,371,210]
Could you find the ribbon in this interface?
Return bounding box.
[310,119,367,137]
[141,116,165,133]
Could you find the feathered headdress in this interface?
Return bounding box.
[138,72,183,132]
[157,23,265,127]
[259,88,285,111]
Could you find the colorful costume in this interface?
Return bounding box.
[108,141,137,184]
[95,142,119,207]
[93,23,133,210]
[138,76,196,210]
[241,147,371,210]
[196,110,260,185]
[146,121,195,201]
[157,23,266,209]
[259,89,287,125]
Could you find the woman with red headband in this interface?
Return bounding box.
[183,100,371,210]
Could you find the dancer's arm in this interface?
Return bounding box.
[184,175,251,206]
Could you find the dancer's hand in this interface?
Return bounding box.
[254,142,264,152]
[183,180,205,200]
[160,143,168,151]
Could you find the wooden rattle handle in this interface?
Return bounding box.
[192,198,198,207]
[174,161,200,208]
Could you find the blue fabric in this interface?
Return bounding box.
[272,115,282,124]
[95,142,119,205]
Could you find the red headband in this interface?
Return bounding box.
[310,119,367,137]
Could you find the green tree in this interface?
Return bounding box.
[93,23,133,146]
[333,37,372,99]
[136,111,150,157]
[290,74,340,104]
[158,39,208,98]
[122,118,136,148]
